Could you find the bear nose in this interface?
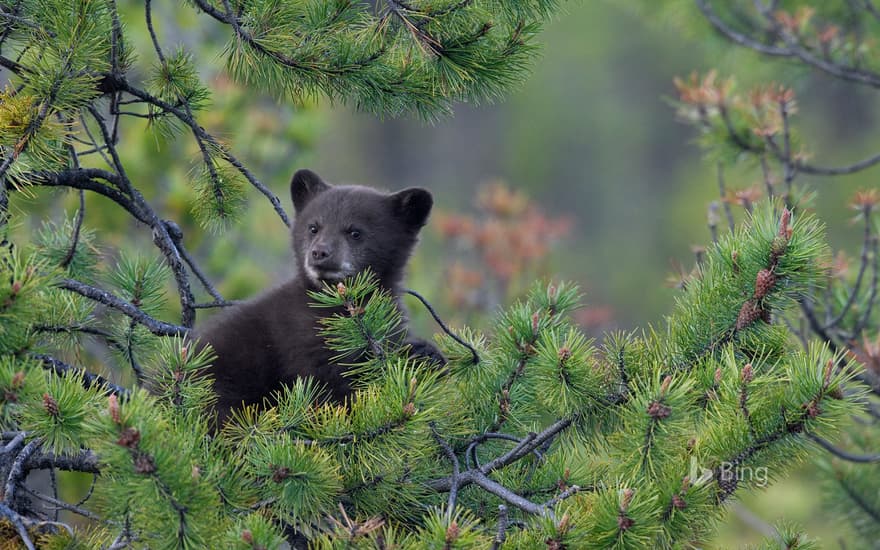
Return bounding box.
[311,246,331,262]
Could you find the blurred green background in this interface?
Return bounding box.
[8,0,879,546]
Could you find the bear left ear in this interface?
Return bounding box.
[290,169,330,213]
[390,187,433,230]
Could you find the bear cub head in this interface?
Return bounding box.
[290,169,433,290]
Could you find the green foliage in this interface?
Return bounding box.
[749,522,822,550]
[18,369,104,455]
[225,513,287,550]
[0,244,50,354]
[0,355,46,429]
[146,336,217,420]
[0,185,865,548]
[221,0,546,119]
[246,436,342,528]
[190,161,248,234]
[0,0,873,546]
[35,215,100,281]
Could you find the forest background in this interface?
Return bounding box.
[4,0,877,546]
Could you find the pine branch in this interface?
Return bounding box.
[56,278,188,337]
[0,79,58,182]
[835,475,880,524]
[30,353,129,397]
[427,416,573,493]
[84,106,198,327]
[116,80,291,228]
[697,0,880,87]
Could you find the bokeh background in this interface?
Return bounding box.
[8,1,879,546]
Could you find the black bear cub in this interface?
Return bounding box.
[195,169,442,423]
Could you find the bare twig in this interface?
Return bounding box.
[21,484,102,521]
[5,439,41,505]
[808,433,880,463]
[716,163,735,231]
[405,288,480,364]
[759,155,774,199]
[164,220,226,303]
[778,98,795,199]
[24,168,148,224]
[824,212,872,330]
[729,501,781,542]
[849,237,880,338]
[542,485,581,509]
[430,423,460,522]
[60,189,86,269]
[427,417,573,494]
[24,449,100,475]
[1,433,25,455]
[468,470,545,515]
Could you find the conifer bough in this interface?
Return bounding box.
[0,195,865,547]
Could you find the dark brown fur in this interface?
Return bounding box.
[194,169,442,423]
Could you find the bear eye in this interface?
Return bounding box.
[349,229,361,240]
[308,224,319,235]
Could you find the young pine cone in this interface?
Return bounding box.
[754,269,776,299]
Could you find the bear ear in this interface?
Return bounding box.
[390,187,433,230]
[290,169,330,213]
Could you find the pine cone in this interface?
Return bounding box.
[671,494,687,510]
[134,453,156,475]
[754,269,776,299]
[803,400,821,418]
[108,394,120,424]
[770,236,788,259]
[736,299,762,330]
[445,522,460,544]
[117,427,140,449]
[42,393,59,417]
[647,400,671,419]
[272,465,291,483]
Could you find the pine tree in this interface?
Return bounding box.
[0,0,870,548]
[638,0,880,545]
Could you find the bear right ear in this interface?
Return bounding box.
[290,169,330,213]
